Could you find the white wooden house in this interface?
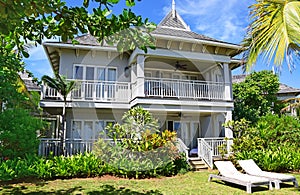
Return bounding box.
[39,1,243,168]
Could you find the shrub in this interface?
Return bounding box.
[232,114,300,171]
[93,107,189,178]
[0,109,45,158]
[0,153,106,181]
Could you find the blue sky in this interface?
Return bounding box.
[24,0,300,89]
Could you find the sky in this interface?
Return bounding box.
[24,0,300,89]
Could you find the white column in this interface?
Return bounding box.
[136,55,145,97]
[224,111,233,138]
[223,63,231,101]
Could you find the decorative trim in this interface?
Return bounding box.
[179,42,184,50]
[167,40,172,49]
[192,43,197,52]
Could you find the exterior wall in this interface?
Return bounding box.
[42,44,236,142]
[200,113,225,138]
[65,108,127,139]
[59,49,130,83]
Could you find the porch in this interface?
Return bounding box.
[38,137,233,169]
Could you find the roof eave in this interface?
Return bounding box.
[152,33,243,50]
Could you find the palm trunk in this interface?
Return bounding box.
[60,101,66,156]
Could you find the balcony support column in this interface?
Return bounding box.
[136,55,145,98]
[223,63,231,101]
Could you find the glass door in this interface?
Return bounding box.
[85,67,95,99]
[96,68,105,99]
[106,68,117,99]
[73,66,84,98]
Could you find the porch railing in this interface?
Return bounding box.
[176,138,189,160]
[145,78,225,100]
[198,139,213,168]
[198,137,233,169]
[38,138,113,156]
[42,80,131,103]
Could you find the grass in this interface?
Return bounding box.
[0,171,300,194]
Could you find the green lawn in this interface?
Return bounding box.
[0,171,299,194]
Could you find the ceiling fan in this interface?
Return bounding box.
[174,61,187,70]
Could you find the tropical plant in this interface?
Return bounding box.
[243,0,300,71]
[0,109,45,158]
[233,71,280,123]
[41,74,76,155]
[0,0,155,111]
[93,107,188,178]
[0,0,155,57]
[231,114,300,171]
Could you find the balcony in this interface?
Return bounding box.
[144,78,225,100]
[42,80,131,103]
[42,78,228,104]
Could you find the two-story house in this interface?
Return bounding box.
[40,1,243,168]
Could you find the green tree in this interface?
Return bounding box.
[243,0,300,70]
[0,109,44,158]
[0,0,155,109]
[0,49,30,110]
[41,74,76,154]
[0,0,155,55]
[233,71,280,123]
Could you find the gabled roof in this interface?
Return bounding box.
[151,1,239,46]
[158,10,190,31]
[232,74,300,95]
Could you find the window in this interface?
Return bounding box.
[71,120,115,140]
[74,66,83,80]
[73,65,117,81]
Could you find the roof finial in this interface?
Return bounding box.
[172,0,176,18]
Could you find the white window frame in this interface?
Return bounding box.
[73,64,117,82]
[71,119,116,140]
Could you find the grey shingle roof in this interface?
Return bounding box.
[68,34,101,46]
[152,27,219,42]
[232,74,300,95]
[158,11,187,29]
[67,10,238,47]
[152,10,238,45]
[19,72,40,92]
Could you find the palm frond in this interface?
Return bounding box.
[281,97,300,113]
[42,74,77,101]
[243,0,300,71]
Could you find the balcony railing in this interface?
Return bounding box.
[144,78,225,100]
[42,78,227,102]
[42,80,131,103]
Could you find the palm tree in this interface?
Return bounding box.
[281,97,300,115]
[42,74,76,155]
[243,0,300,71]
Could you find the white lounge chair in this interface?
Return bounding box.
[238,159,298,189]
[208,161,273,193]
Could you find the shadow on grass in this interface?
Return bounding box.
[212,180,299,193]
[88,184,163,195]
[0,184,163,195]
[213,180,270,193]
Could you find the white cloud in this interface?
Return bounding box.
[163,0,253,44]
[23,39,58,79]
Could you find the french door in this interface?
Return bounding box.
[73,65,117,100]
[171,121,200,149]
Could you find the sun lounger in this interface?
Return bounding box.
[238,159,298,189]
[208,161,273,193]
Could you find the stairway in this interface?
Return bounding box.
[189,157,209,171]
